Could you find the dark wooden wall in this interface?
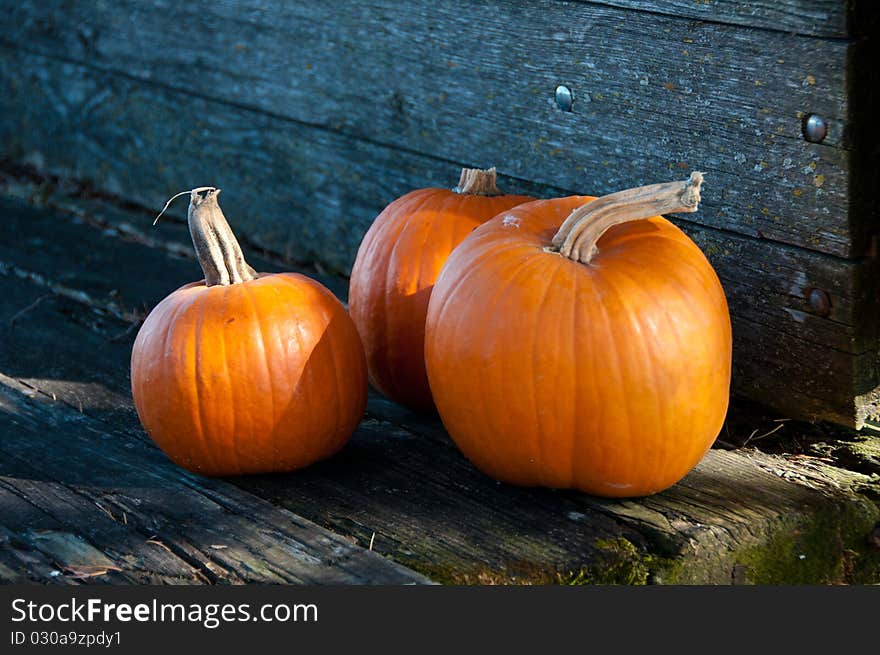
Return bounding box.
[0,0,877,428]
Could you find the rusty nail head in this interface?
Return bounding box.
[803,114,828,143]
[807,288,831,316]
[555,85,573,112]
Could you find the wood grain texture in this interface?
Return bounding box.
[573,1,851,38]
[0,193,877,584]
[0,0,863,257]
[0,371,431,584]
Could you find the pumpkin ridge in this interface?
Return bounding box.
[131,296,171,447]
[191,291,221,474]
[358,215,396,395]
[414,195,449,294]
[589,269,632,488]
[427,246,491,467]
[321,286,346,454]
[427,237,539,425]
[215,285,240,473]
[529,255,563,486]
[567,257,580,489]
[357,190,425,275]
[383,190,442,292]
[618,247,727,492]
[605,262,671,490]
[471,252,546,481]
[654,253,711,475]
[668,252,730,471]
[429,192,501,288]
[279,275,314,457]
[379,190,442,400]
[242,280,277,465]
[570,262,609,488]
[268,277,301,456]
[155,291,200,469]
[498,254,549,482]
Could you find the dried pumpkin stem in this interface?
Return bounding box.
[453,167,503,196]
[188,188,257,286]
[551,172,704,265]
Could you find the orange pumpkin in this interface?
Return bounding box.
[425,173,731,497]
[349,168,533,411]
[131,188,367,476]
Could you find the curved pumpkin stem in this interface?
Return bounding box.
[453,167,503,196]
[551,172,704,265]
[188,188,258,286]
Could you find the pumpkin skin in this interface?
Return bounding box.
[132,272,367,476]
[349,170,532,411]
[132,187,367,476]
[424,193,731,497]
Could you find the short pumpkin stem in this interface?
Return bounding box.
[188,188,258,286]
[453,167,503,196]
[551,172,704,265]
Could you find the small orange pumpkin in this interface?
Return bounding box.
[131,188,367,476]
[349,168,533,411]
[425,173,731,497]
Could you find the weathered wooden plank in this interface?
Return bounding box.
[238,420,880,584]
[732,321,878,429]
[0,377,431,585]
[0,179,335,321]
[0,196,877,583]
[0,171,867,347]
[0,1,861,257]
[0,47,423,275]
[0,484,208,584]
[0,525,81,585]
[3,159,876,427]
[573,1,851,39]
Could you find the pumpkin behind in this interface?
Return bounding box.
[349,168,532,411]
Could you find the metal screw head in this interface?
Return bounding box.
[555,85,573,112]
[802,114,828,143]
[807,288,831,317]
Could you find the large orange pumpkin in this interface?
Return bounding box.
[425,173,731,497]
[131,188,367,476]
[349,168,532,411]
